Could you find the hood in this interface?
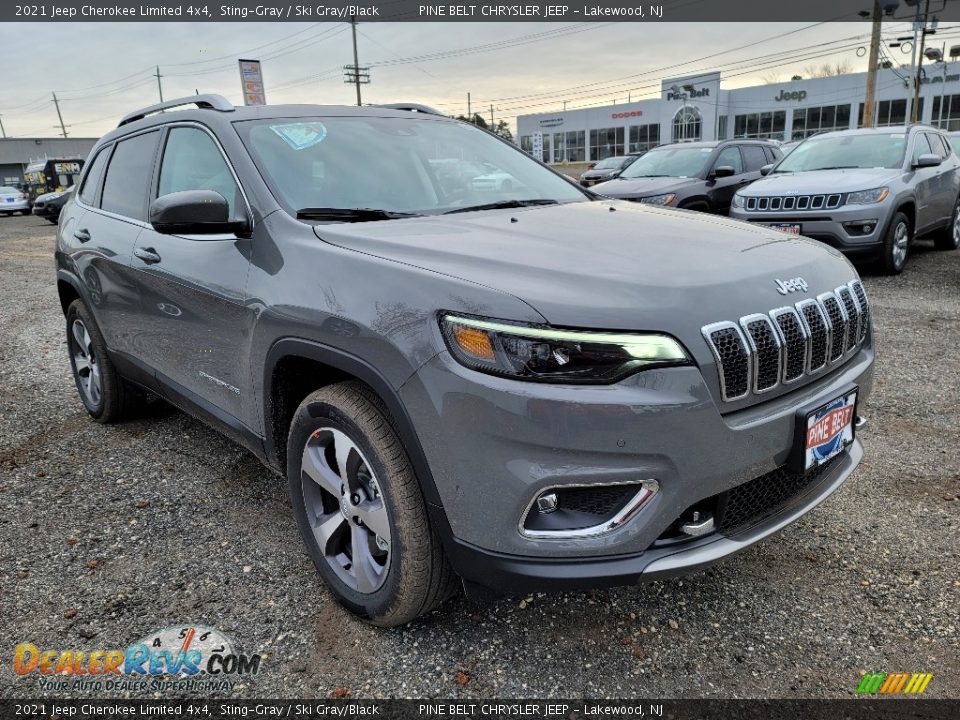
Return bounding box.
[35,189,70,202]
[591,176,698,198]
[738,168,900,196]
[581,168,620,180]
[313,201,857,344]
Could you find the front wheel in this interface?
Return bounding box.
[879,212,911,275]
[287,382,458,626]
[933,196,960,251]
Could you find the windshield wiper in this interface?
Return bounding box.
[443,199,559,214]
[809,166,861,171]
[296,207,422,222]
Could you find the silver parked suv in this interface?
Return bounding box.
[56,96,874,625]
[730,126,960,274]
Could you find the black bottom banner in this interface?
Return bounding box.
[1,699,958,720]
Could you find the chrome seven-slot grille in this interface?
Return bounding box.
[744,194,844,212]
[702,280,870,402]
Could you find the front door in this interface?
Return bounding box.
[130,125,256,426]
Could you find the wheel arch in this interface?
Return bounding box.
[263,338,443,507]
[56,269,86,316]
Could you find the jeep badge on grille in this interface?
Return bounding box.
[775,277,809,295]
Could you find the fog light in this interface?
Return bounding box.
[843,220,878,236]
[536,493,558,513]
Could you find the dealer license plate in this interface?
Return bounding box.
[767,223,801,235]
[803,390,857,471]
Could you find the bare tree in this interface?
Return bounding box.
[802,60,853,78]
[761,71,782,84]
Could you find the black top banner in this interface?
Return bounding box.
[7,0,960,23]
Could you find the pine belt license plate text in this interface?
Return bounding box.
[768,222,801,234]
[804,390,857,471]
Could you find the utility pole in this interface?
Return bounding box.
[351,17,361,106]
[862,0,882,128]
[155,66,164,102]
[0,115,6,139]
[912,0,934,123]
[52,92,68,138]
[467,92,471,122]
[490,104,495,128]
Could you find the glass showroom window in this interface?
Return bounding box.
[589,127,625,161]
[931,94,960,130]
[858,99,924,128]
[791,104,851,139]
[519,136,532,154]
[672,107,702,142]
[565,131,586,162]
[552,133,566,164]
[628,124,660,153]
[733,111,786,140]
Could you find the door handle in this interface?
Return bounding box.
[134,247,161,265]
[73,228,91,243]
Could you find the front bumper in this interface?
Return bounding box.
[32,203,60,218]
[729,203,892,254]
[2,200,29,212]
[400,344,873,576]
[438,441,861,593]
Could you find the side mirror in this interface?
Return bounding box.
[913,153,942,169]
[149,190,248,236]
[711,165,736,179]
[760,163,775,176]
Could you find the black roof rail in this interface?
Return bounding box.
[375,103,445,117]
[118,94,235,127]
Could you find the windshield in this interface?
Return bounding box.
[775,133,906,172]
[235,116,588,217]
[619,145,713,179]
[593,156,627,170]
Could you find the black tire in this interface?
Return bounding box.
[933,195,960,251]
[2,211,12,217]
[65,299,138,423]
[679,201,711,213]
[879,211,911,275]
[287,381,458,626]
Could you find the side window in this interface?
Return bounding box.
[158,127,240,218]
[79,147,110,206]
[911,133,933,164]
[101,131,161,220]
[714,146,744,174]
[741,145,769,171]
[926,133,948,159]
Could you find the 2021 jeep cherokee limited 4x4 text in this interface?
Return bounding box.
[56,96,874,625]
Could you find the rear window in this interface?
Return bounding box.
[100,131,160,220]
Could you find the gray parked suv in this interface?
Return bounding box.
[730,126,960,274]
[56,96,874,625]
[591,139,781,213]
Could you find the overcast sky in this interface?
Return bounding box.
[0,20,935,139]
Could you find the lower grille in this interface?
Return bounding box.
[555,485,636,518]
[717,457,839,536]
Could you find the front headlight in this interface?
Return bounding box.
[732,193,745,209]
[440,314,691,383]
[638,193,676,206]
[846,187,889,205]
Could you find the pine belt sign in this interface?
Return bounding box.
[239,59,266,106]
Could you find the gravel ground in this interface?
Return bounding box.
[0,213,957,700]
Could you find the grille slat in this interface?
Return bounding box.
[703,286,870,403]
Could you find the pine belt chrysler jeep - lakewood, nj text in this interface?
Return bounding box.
[55,96,874,625]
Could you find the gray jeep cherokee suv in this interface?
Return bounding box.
[730,126,960,274]
[56,96,874,625]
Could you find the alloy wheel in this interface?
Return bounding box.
[71,319,102,407]
[891,220,909,269]
[300,427,391,594]
[952,203,960,247]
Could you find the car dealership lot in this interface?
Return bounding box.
[0,213,957,698]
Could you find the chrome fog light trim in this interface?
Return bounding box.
[520,480,659,540]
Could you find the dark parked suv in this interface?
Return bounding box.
[591,139,782,213]
[56,96,874,625]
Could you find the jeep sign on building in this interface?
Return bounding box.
[518,63,960,163]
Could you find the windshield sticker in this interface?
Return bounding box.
[270,122,327,150]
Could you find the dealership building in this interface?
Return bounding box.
[0,137,97,186]
[516,63,960,164]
